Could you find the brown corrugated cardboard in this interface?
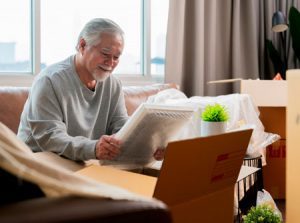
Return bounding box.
[76,129,254,223]
[286,70,300,223]
[259,107,286,139]
[76,165,157,197]
[263,139,286,199]
[236,79,286,199]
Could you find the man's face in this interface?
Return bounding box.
[81,32,124,82]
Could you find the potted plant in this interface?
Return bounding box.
[200,103,229,136]
[242,204,282,223]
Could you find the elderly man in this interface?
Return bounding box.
[18,18,163,162]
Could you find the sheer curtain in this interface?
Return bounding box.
[165,0,300,97]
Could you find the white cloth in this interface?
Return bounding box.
[146,89,280,163]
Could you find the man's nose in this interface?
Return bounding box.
[104,57,114,66]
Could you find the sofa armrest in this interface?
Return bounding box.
[0,196,172,223]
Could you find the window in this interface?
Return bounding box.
[41,0,141,75]
[151,0,169,78]
[0,0,169,85]
[0,0,31,73]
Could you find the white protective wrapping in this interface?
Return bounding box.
[146,89,280,165]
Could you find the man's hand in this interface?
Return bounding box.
[95,135,121,160]
[153,148,165,161]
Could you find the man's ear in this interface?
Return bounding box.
[79,38,86,53]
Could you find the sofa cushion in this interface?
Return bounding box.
[0,87,29,133]
[0,83,177,133]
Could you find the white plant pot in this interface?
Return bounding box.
[200,120,227,137]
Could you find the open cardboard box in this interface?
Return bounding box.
[239,79,287,199]
[76,129,257,223]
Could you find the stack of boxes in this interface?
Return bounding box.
[240,80,287,199]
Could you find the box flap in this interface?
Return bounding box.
[207,78,243,84]
[208,79,287,107]
[240,80,287,107]
[153,128,253,206]
[76,165,157,197]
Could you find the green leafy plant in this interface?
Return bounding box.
[242,204,282,223]
[266,6,300,79]
[201,103,229,122]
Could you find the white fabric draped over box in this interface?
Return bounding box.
[146,89,280,165]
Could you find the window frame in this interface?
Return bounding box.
[0,0,165,86]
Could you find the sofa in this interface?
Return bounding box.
[0,83,177,223]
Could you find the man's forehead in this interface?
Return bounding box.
[97,33,123,47]
[99,46,122,55]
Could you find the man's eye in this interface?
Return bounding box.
[113,56,119,60]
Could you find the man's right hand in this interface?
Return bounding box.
[95,135,121,160]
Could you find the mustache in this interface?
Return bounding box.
[98,65,112,71]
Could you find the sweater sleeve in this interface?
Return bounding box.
[25,76,97,161]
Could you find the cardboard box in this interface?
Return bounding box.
[239,80,286,199]
[239,80,287,107]
[263,139,286,199]
[76,129,255,223]
[259,107,286,139]
[286,70,300,223]
[239,80,286,139]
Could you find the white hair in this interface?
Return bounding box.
[76,18,124,51]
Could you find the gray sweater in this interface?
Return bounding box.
[17,55,128,161]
